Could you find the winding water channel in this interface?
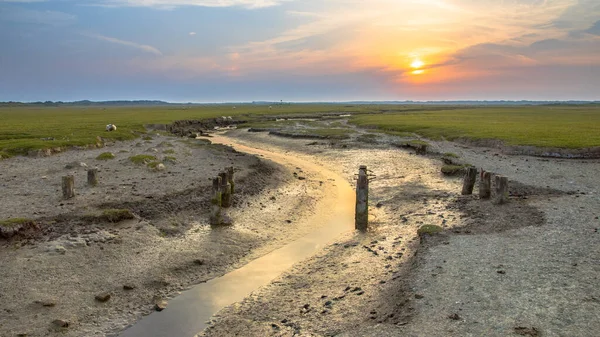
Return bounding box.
[119,134,355,337]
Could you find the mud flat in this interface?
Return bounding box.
[0,133,331,337]
[200,130,600,337]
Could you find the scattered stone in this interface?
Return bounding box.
[514,326,541,336]
[376,202,384,208]
[52,319,69,328]
[193,259,205,265]
[448,313,461,320]
[123,284,136,290]
[297,176,306,180]
[35,299,57,307]
[155,299,168,311]
[497,270,506,275]
[286,220,292,224]
[415,294,424,299]
[356,291,365,296]
[95,292,111,302]
[155,163,166,171]
[65,162,87,169]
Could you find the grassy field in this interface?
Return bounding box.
[1,104,598,156]
[351,106,600,148]
[0,104,440,156]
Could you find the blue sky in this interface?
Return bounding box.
[1,0,599,102]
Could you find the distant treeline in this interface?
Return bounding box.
[0,100,598,107]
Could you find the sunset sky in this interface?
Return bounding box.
[1,0,599,102]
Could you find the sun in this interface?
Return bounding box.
[410,59,424,69]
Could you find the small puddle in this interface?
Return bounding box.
[119,134,355,337]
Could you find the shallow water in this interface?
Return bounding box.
[119,134,355,337]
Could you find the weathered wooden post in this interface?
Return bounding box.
[461,167,478,195]
[355,165,369,231]
[227,166,235,195]
[494,175,509,204]
[62,175,75,199]
[210,177,223,225]
[219,172,232,208]
[87,168,98,186]
[479,171,491,199]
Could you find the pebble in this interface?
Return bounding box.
[95,292,111,302]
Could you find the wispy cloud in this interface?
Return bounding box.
[82,33,163,55]
[87,0,291,9]
[0,6,76,26]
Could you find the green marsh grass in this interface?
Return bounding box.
[351,106,600,148]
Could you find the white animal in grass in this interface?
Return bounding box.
[106,124,117,131]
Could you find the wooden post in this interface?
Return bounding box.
[210,177,222,225]
[62,175,75,199]
[219,172,232,208]
[479,171,491,199]
[461,167,478,195]
[355,165,368,231]
[227,166,235,195]
[87,168,98,186]
[494,175,509,204]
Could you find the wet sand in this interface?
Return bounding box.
[201,130,600,337]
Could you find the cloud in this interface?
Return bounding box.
[189,31,196,36]
[83,33,163,55]
[586,20,600,35]
[87,0,291,9]
[0,7,76,26]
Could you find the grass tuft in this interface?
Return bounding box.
[441,164,469,176]
[417,225,443,236]
[129,154,157,164]
[96,152,115,160]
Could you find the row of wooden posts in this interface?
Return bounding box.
[354,165,510,231]
[61,169,99,199]
[210,167,235,225]
[62,167,236,226]
[461,167,509,204]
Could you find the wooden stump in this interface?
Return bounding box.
[210,177,222,225]
[494,175,509,204]
[355,165,369,231]
[479,171,491,199]
[219,172,232,208]
[62,175,75,199]
[227,166,235,195]
[461,167,478,195]
[87,168,98,186]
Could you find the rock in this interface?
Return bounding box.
[155,299,168,311]
[376,202,384,208]
[193,259,205,266]
[35,299,57,307]
[155,163,166,171]
[52,319,69,328]
[514,327,541,336]
[65,162,87,169]
[123,284,136,290]
[53,245,67,255]
[297,176,306,180]
[95,292,111,302]
[414,294,424,299]
[448,313,461,320]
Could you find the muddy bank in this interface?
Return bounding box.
[0,133,329,337]
[200,129,600,337]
